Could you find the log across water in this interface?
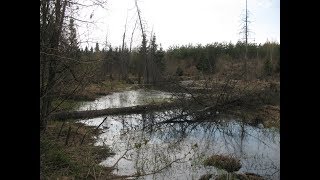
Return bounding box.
[50,102,179,121]
[49,87,264,121]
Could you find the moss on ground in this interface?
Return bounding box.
[52,99,83,111]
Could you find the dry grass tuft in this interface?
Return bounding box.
[203,154,241,173]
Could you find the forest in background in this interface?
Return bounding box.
[78,41,279,82]
[40,0,280,129]
[40,0,280,179]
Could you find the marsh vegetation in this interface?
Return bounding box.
[40,0,279,179]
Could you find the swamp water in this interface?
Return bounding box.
[77,89,280,179]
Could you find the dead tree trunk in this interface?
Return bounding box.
[120,14,128,81]
[135,0,149,84]
[240,0,250,81]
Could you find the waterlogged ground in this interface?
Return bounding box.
[78,89,175,111]
[77,90,280,179]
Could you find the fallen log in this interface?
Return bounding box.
[50,102,179,121]
[49,86,266,121]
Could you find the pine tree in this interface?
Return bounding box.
[85,46,89,55]
[95,42,100,52]
[68,18,79,59]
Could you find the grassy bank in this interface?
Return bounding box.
[42,80,132,179]
[56,80,133,106]
[53,80,134,111]
[40,121,114,179]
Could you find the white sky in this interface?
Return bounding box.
[76,0,280,50]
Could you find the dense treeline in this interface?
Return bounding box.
[167,42,280,62]
[78,41,279,80]
[165,42,280,75]
[78,34,166,84]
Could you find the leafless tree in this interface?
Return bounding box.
[119,13,130,82]
[40,0,69,131]
[240,0,252,80]
[134,0,149,84]
[40,0,107,131]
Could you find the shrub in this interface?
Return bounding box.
[203,154,241,173]
[263,59,273,76]
[176,66,183,76]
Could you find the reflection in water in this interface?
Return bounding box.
[80,112,279,179]
[78,90,280,179]
[78,89,174,111]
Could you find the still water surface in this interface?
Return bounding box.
[78,89,280,179]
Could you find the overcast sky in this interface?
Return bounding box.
[77,0,279,50]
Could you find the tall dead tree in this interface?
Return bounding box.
[120,13,129,81]
[129,20,138,53]
[245,0,248,49]
[119,15,128,80]
[244,0,248,79]
[240,0,251,80]
[135,0,149,84]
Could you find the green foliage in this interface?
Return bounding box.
[195,51,214,73]
[155,47,166,74]
[165,41,279,76]
[84,46,89,54]
[167,42,279,63]
[78,40,280,84]
[149,35,166,75]
[129,50,142,76]
[52,99,82,111]
[66,19,80,59]
[77,40,280,86]
[40,139,72,173]
[95,42,100,52]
